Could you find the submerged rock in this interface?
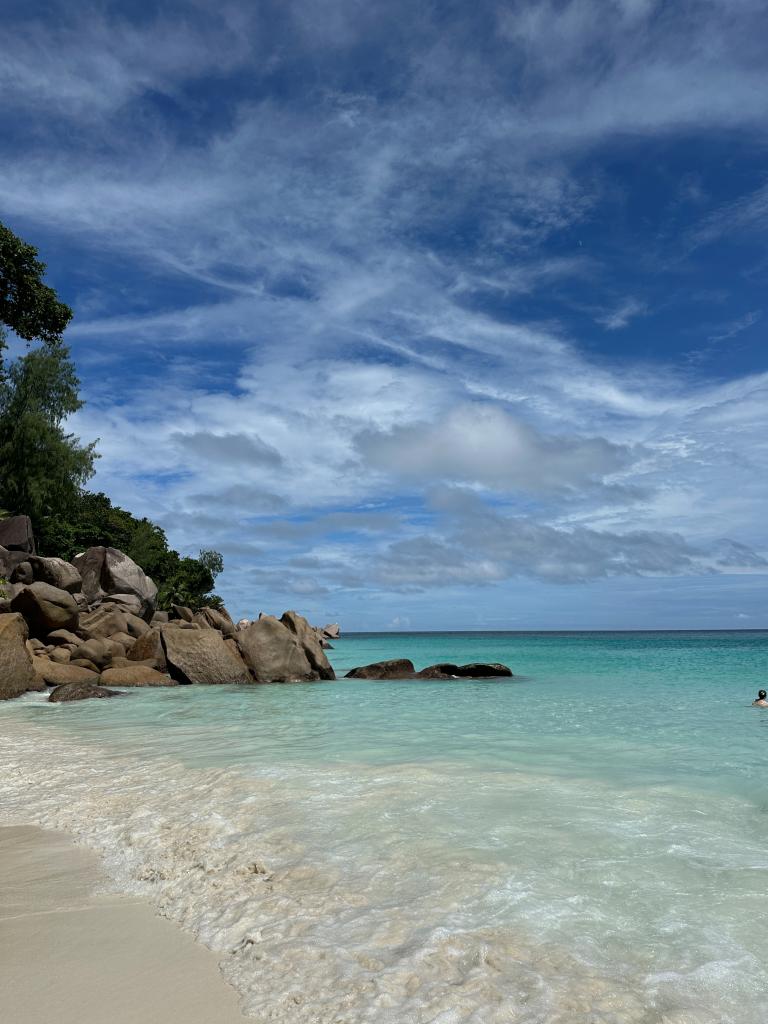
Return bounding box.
[49,682,121,702]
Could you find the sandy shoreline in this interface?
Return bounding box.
[0,824,248,1024]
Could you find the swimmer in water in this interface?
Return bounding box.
[752,689,768,707]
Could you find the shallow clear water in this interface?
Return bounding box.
[2,631,768,1023]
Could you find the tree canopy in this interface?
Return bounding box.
[0,221,72,347]
[37,491,224,610]
[0,344,98,523]
[0,220,224,611]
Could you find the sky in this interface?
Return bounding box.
[1,0,767,629]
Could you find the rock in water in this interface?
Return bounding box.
[10,581,80,638]
[236,616,318,682]
[0,613,44,699]
[162,627,252,684]
[345,659,416,679]
[345,660,514,680]
[280,610,336,679]
[49,682,121,702]
[414,663,513,679]
[450,663,513,678]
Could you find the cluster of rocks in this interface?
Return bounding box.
[0,517,513,701]
[345,659,513,680]
[0,519,336,703]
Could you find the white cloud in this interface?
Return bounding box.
[1,0,768,621]
[596,298,647,331]
[356,405,637,492]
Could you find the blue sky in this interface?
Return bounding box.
[2,0,767,628]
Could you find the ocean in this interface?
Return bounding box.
[2,630,768,1023]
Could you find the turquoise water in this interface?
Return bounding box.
[2,630,768,1023]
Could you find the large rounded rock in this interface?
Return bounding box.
[0,613,44,699]
[193,606,236,637]
[127,628,166,671]
[280,611,335,680]
[100,666,177,687]
[102,593,144,617]
[47,629,82,646]
[49,682,120,703]
[29,556,82,594]
[0,545,31,581]
[123,612,150,639]
[236,615,318,683]
[162,627,252,684]
[0,515,35,553]
[10,582,79,638]
[32,660,101,687]
[170,604,194,622]
[78,605,129,640]
[452,662,513,678]
[74,638,126,670]
[72,546,157,618]
[10,561,34,585]
[345,659,416,680]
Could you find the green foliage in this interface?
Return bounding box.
[0,344,98,524]
[156,551,222,611]
[0,219,96,526]
[0,221,72,347]
[37,490,224,611]
[0,220,224,613]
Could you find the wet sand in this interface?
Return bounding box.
[0,825,248,1024]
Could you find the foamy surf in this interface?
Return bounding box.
[2,696,766,1024]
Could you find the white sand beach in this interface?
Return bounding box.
[0,825,248,1024]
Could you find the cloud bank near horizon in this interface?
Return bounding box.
[1,0,767,627]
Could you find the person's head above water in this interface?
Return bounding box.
[759,690,767,700]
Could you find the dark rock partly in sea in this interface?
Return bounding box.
[48,681,122,702]
[346,659,513,680]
